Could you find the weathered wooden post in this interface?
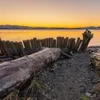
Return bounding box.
[80,29,93,52]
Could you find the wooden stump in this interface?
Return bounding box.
[80,29,93,52]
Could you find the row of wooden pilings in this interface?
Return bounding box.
[0,29,93,58]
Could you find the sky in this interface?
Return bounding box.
[0,0,100,28]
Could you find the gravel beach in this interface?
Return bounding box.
[30,52,100,100]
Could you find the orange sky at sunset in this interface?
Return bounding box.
[0,0,100,28]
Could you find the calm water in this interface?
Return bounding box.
[0,29,100,46]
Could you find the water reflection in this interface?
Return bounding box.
[0,29,100,46]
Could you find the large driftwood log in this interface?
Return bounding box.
[0,48,61,98]
[90,48,100,69]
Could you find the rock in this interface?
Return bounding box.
[85,92,91,97]
[94,83,100,92]
[88,46,100,53]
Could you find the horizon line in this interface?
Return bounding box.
[0,24,100,29]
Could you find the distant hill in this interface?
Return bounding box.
[0,25,100,30]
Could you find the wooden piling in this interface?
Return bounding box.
[64,37,69,48]
[0,30,93,58]
[80,29,93,52]
[1,41,12,57]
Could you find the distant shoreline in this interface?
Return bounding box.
[0,25,100,30]
[0,28,100,30]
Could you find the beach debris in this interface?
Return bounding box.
[60,51,72,59]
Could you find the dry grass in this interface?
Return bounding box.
[80,95,90,100]
[3,90,19,100]
[3,70,48,100]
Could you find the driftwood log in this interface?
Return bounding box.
[0,48,61,98]
[90,48,100,69]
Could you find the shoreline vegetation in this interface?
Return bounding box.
[0,25,100,30]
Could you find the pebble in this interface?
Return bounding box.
[85,92,91,97]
